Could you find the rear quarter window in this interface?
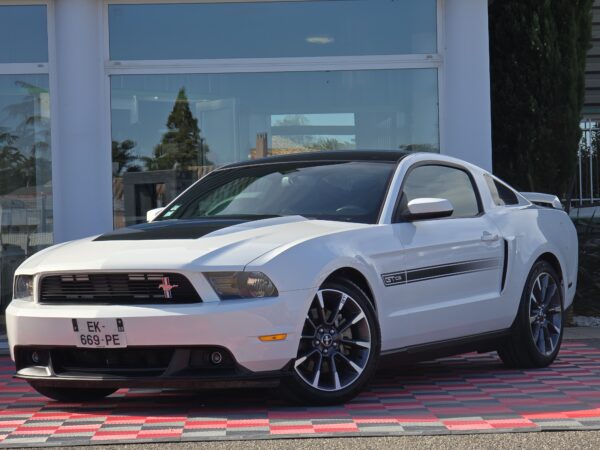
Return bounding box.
[484,174,519,206]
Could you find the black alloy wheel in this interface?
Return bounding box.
[281,278,380,405]
[498,260,564,368]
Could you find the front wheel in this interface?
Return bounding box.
[29,383,117,402]
[280,278,380,405]
[498,260,564,368]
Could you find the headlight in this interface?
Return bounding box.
[13,275,34,301]
[204,272,278,300]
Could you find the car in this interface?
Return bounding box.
[6,151,578,405]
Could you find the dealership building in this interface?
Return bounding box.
[0,0,492,309]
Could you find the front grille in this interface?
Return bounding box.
[50,348,174,376]
[15,346,241,378]
[40,273,201,305]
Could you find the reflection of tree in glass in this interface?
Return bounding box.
[309,138,351,151]
[274,115,309,127]
[143,87,212,170]
[0,129,23,195]
[399,144,438,153]
[0,81,51,195]
[112,139,140,175]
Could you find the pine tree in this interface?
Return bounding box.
[489,0,593,197]
[145,88,211,170]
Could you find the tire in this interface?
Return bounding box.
[498,260,564,369]
[29,383,117,402]
[280,278,380,405]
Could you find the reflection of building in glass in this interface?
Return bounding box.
[119,169,207,227]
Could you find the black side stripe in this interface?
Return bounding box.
[382,257,501,287]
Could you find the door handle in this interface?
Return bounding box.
[481,231,500,242]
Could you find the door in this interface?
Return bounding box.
[379,164,504,351]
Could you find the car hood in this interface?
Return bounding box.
[17,216,368,273]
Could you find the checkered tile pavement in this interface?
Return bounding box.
[2,342,600,447]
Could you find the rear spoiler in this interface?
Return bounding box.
[520,192,563,210]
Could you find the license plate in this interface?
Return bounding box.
[72,318,127,348]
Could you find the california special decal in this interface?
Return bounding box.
[381,271,406,287]
[382,257,501,287]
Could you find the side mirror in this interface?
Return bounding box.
[402,198,453,221]
[146,207,164,223]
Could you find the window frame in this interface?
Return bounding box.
[392,162,484,223]
[0,0,54,309]
[0,0,55,206]
[0,1,55,155]
[0,0,51,74]
[483,173,520,207]
[105,0,441,64]
[103,0,444,73]
[103,0,446,226]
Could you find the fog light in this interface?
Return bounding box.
[31,351,40,364]
[210,351,223,365]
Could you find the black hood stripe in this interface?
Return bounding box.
[94,219,247,241]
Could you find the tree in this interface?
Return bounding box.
[144,88,211,170]
[489,0,593,197]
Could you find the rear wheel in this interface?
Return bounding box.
[498,260,564,368]
[281,279,380,405]
[29,383,117,402]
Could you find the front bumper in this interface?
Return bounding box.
[12,345,288,390]
[6,289,313,385]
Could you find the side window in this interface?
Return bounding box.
[398,165,481,219]
[484,174,519,206]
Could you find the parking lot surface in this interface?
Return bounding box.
[50,430,600,450]
[2,340,600,447]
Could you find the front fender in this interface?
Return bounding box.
[245,234,384,308]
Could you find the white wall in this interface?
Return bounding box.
[442,0,492,171]
[51,0,113,243]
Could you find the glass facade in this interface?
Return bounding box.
[0,4,51,311]
[110,69,439,226]
[0,75,52,310]
[0,5,48,64]
[109,0,437,60]
[107,0,440,228]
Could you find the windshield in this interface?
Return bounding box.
[156,161,395,224]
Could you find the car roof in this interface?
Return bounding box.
[221,150,411,169]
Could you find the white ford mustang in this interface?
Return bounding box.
[6,151,578,404]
